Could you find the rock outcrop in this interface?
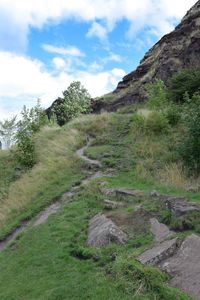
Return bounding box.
[103,188,144,197]
[160,234,200,300]
[92,0,200,112]
[87,214,127,247]
[150,218,174,242]
[137,238,178,265]
[160,195,200,217]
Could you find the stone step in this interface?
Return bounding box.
[103,188,144,197]
[137,238,178,266]
[160,234,200,300]
[150,218,174,242]
[87,214,127,248]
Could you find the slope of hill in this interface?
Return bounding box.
[92,0,200,112]
[0,108,199,299]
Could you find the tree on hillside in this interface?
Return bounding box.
[52,81,91,126]
[16,100,48,168]
[0,116,18,149]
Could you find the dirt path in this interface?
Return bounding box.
[0,139,103,252]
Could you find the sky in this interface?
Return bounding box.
[0,0,197,120]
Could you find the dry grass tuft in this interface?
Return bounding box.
[158,163,188,189]
[0,113,112,229]
[0,126,82,227]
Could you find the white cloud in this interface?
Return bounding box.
[52,57,67,70]
[87,22,108,41]
[0,51,126,120]
[42,44,85,57]
[0,0,197,49]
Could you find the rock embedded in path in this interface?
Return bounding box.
[103,188,144,197]
[150,190,160,197]
[137,238,178,266]
[104,199,126,210]
[87,214,127,247]
[160,195,199,217]
[160,234,200,300]
[150,218,174,242]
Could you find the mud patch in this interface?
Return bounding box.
[106,209,152,235]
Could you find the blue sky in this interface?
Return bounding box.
[0,0,197,120]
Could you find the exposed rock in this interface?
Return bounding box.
[137,238,178,266]
[103,188,144,197]
[150,218,174,242]
[98,181,109,187]
[104,199,127,210]
[150,190,160,197]
[160,195,200,217]
[92,1,200,112]
[87,214,127,247]
[160,234,200,300]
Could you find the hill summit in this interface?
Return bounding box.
[92,0,200,112]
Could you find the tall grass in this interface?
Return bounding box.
[0,113,112,235]
[0,126,82,230]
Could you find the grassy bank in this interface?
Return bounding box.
[0,110,198,299]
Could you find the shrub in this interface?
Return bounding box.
[168,67,200,103]
[146,79,167,109]
[179,93,200,176]
[145,111,169,134]
[164,104,181,126]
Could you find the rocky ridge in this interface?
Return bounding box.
[92,0,200,112]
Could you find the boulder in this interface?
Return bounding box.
[160,234,200,300]
[87,214,127,247]
[160,195,199,217]
[137,238,178,266]
[150,218,174,242]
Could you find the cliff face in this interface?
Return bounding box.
[92,0,200,112]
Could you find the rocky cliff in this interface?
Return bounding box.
[92,0,200,112]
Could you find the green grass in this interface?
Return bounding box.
[0,183,191,300]
[0,111,198,299]
[0,149,20,202]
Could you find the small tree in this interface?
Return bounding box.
[53,81,91,126]
[16,100,47,168]
[0,116,17,149]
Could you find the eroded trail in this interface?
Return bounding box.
[0,140,103,252]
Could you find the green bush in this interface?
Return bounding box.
[145,112,169,134]
[168,67,200,103]
[179,93,200,175]
[146,79,167,109]
[164,104,181,126]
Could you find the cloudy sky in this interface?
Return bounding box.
[0,0,197,120]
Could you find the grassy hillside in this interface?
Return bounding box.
[0,109,199,299]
